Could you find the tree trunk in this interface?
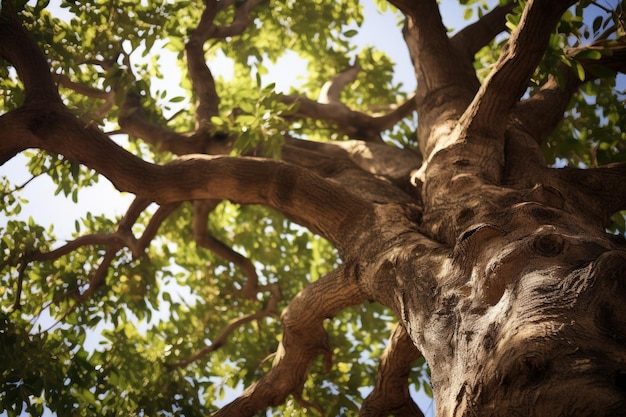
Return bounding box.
[1,0,626,416]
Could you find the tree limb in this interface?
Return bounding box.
[185,0,267,127]
[213,266,367,417]
[394,0,475,94]
[552,162,626,227]
[0,2,60,103]
[118,91,208,155]
[458,0,577,142]
[1,101,374,254]
[193,199,261,298]
[451,2,516,58]
[318,62,361,104]
[167,290,280,368]
[281,93,416,143]
[392,0,479,156]
[185,2,222,125]
[513,37,626,145]
[52,73,111,101]
[361,324,424,417]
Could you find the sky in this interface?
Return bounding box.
[1,0,622,416]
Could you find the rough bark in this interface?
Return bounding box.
[1,0,626,416]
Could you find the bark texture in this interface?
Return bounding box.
[1,0,626,416]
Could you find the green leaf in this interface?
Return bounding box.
[210,116,225,126]
[238,101,255,114]
[574,61,586,81]
[592,15,603,33]
[574,49,602,60]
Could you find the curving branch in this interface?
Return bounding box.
[281,93,417,143]
[513,37,626,145]
[393,0,473,93]
[0,3,60,103]
[185,0,267,127]
[209,0,267,39]
[458,0,577,142]
[214,265,368,417]
[318,62,361,104]
[361,324,424,417]
[390,0,480,156]
[167,287,280,368]
[551,162,626,226]
[451,1,516,58]
[1,101,374,254]
[118,91,208,155]
[185,2,223,124]
[192,199,261,298]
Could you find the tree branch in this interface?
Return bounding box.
[1,101,374,254]
[458,0,577,142]
[185,3,222,125]
[8,255,28,312]
[361,324,424,417]
[185,0,267,127]
[214,266,367,417]
[210,0,267,39]
[193,199,261,298]
[281,93,416,143]
[0,2,60,103]
[451,2,516,58]
[394,0,475,94]
[167,287,280,368]
[391,0,480,156]
[52,73,116,121]
[513,37,626,145]
[52,73,111,100]
[118,91,208,155]
[552,162,626,227]
[318,62,360,104]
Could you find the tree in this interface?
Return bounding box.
[1,0,626,415]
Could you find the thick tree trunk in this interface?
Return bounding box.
[2,0,626,416]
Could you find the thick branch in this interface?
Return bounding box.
[185,0,266,126]
[0,2,60,103]
[193,199,261,298]
[451,2,516,57]
[392,0,479,156]
[0,9,376,252]
[514,38,626,145]
[213,266,367,417]
[281,94,416,143]
[394,0,476,94]
[552,162,626,226]
[459,0,577,141]
[118,91,207,155]
[361,324,424,417]
[318,63,360,104]
[0,102,374,253]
